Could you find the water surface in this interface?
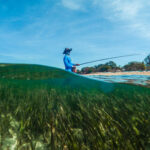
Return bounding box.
[88,75,150,86]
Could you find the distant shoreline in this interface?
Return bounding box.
[82,71,150,76]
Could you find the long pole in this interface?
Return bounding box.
[80,54,140,66]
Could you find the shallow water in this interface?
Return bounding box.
[87,75,150,86]
[1,64,150,149]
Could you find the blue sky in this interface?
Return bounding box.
[0,0,150,69]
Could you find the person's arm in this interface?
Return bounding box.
[76,64,80,66]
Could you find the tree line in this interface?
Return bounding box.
[78,61,147,74]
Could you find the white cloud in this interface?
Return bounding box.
[62,0,80,10]
[111,0,142,20]
[61,0,86,10]
[92,0,150,39]
[93,0,144,19]
[128,22,150,38]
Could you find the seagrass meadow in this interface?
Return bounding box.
[0,64,150,150]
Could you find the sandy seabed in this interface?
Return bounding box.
[83,71,150,76]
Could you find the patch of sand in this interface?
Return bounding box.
[83,71,150,76]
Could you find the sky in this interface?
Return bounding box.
[0,0,150,69]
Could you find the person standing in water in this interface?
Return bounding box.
[63,48,80,72]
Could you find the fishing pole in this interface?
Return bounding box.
[79,54,140,66]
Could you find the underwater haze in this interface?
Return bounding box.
[0,64,150,150]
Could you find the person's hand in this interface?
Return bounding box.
[76,64,80,66]
[72,66,77,72]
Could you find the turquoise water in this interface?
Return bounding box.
[87,75,150,86]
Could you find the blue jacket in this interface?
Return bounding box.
[63,55,75,72]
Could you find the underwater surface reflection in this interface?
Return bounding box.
[87,75,150,86]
